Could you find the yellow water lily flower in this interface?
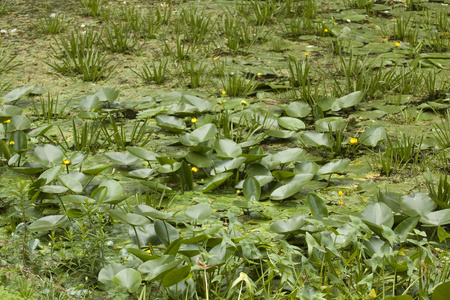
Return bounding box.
[350,138,358,144]
[221,90,226,95]
[191,118,198,123]
[191,167,198,172]
[9,141,15,145]
[395,42,400,47]
[324,28,328,33]
[3,119,10,123]
[240,100,248,106]
[338,191,343,196]
[304,52,309,56]
[63,159,71,165]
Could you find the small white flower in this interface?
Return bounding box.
[50,13,57,18]
[81,24,86,28]
[10,28,17,33]
[346,19,351,23]
[0,29,8,35]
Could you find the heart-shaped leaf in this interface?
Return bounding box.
[270,173,314,200]
[331,91,364,111]
[28,215,69,232]
[113,268,142,293]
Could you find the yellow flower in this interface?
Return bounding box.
[338,191,343,196]
[191,118,198,123]
[304,52,309,56]
[350,138,358,144]
[63,159,71,165]
[213,56,220,60]
[338,200,343,205]
[9,141,15,145]
[191,167,198,173]
[395,42,400,47]
[146,249,151,254]
[257,72,262,77]
[3,119,10,123]
[324,28,328,33]
[221,90,226,95]
[241,100,248,106]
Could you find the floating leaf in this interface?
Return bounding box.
[270,173,314,200]
[189,123,217,143]
[109,209,149,226]
[270,215,308,234]
[278,117,305,131]
[58,174,83,193]
[161,266,191,287]
[315,117,347,132]
[113,268,142,293]
[185,203,212,220]
[243,176,261,202]
[98,263,126,287]
[79,95,100,112]
[317,159,350,175]
[138,255,182,282]
[95,86,119,103]
[331,91,364,111]
[127,147,158,161]
[214,157,246,174]
[40,185,69,194]
[104,152,140,165]
[9,115,31,131]
[28,215,69,232]
[4,85,37,102]
[34,144,64,168]
[284,101,311,118]
[82,163,115,175]
[301,132,334,148]
[186,151,214,168]
[202,172,233,193]
[307,193,328,218]
[155,115,186,132]
[361,202,394,228]
[360,127,387,147]
[400,193,436,217]
[215,139,242,159]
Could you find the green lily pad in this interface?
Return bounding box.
[278,117,305,131]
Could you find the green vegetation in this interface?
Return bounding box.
[1,0,450,299]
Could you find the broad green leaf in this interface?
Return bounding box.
[270,215,308,234]
[243,176,261,202]
[278,117,305,131]
[126,169,155,179]
[215,139,242,159]
[82,163,115,175]
[422,209,450,226]
[331,91,364,111]
[394,216,420,242]
[202,172,233,193]
[135,205,172,220]
[293,161,319,175]
[270,173,314,200]
[400,193,436,217]
[65,208,85,218]
[432,281,450,300]
[128,223,161,246]
[179,161,193,191]
[162,265,191,287]
[214,157,246,174]
[360,126,387,147]
[265,129,294,139]
[4,85,37,102]
[185,203,212,220]
[10,130,28,152]
[189,123,217,144]
[438,226,450,242]
[34,144,64,167]
[141,181,173,193]
[155,115,186,132]
[58,174,83,193]
[317,159,350,175]
[384,294,414,300]
[79,95,100,112]
[139,255,182,282]
[109,209,149,226]
[104,152,140,165]
[315,117,347,132]
[39,166,63,184]
[154,220,179,246]
[99,179,124,202]
[28,125,53,137]
[284,101,311,118]
[186,151,214,168]
[95,86,119,103]
[40,185,69,194]
[28,215,69,232]
[181,94,213,112]
[361,202,394,228]
[127,147,158,161]
[158,162,182,173]
[307,193,328,217]
[113,268,142,293]
[98,263,126,287]
[301,132,334,148]
[9,115,31,131]
[271,148,304,165]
